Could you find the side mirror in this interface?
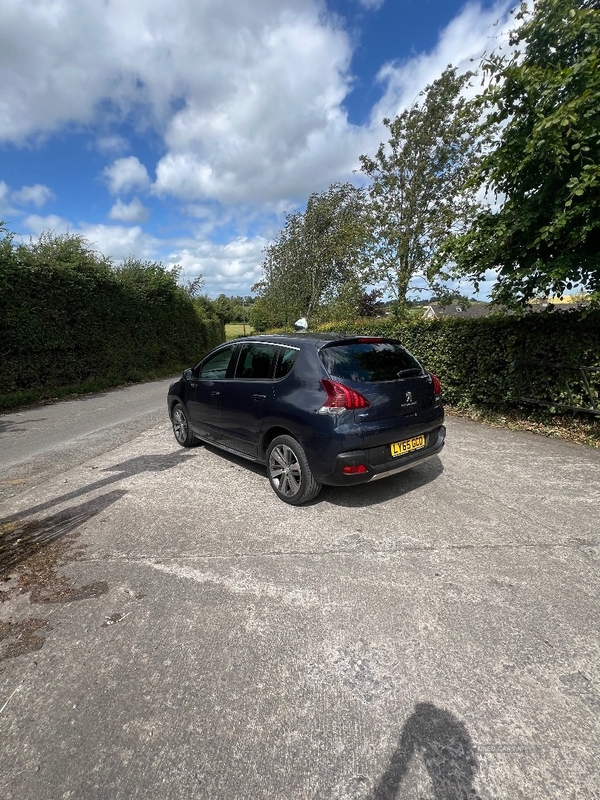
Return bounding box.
[183,368,194,381]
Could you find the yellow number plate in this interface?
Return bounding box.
[390,434,426,457]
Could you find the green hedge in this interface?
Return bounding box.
[0,231,224,409]
[309,310,600,411]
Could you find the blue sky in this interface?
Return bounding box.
[0,0,514,298]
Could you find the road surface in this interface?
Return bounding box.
[1,382,599,799]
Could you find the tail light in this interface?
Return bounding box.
[429,373,441,397]
[318,379,370,413]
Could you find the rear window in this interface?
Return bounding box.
[319,341,423,382]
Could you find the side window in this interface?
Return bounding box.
[274,347,298,379]
[198,347,234,379]
[234,344,276,380]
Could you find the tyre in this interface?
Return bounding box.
[171,403,199,447]
[266,435,322,505]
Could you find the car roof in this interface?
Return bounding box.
[227,332,365,349]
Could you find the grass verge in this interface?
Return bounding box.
[445,403,600,448]
[225,323,254,340]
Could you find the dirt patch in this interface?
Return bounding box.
[0,498,117,660]
[1,521,108,606]
[0,618,50,661]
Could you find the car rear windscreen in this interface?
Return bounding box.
[319,341,423,382]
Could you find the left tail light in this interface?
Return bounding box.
[318,379,370,414]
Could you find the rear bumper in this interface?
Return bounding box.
[316,424,446,486]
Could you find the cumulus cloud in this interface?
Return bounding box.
[104,157,151,195]
[21,214,70,236]
[166,236,268,295]
[20,214,160,262]
[95,135,129,155]
[368,1,513,127]
[12,183,55,207]
[2,0,519,299]
[357,0,385,9]
[76,222,159,261]
[108,197,149,223]
[1,0,362,205]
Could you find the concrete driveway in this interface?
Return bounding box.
[1,399,599,799]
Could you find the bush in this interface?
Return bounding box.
[0,229,224,409]
[272,309,600,412]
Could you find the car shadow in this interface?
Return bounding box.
[321,457,444,508]
[0,489,126,579]
[199,442,267,477]
[0,451,193,526]
[196,445,443,508]
[372,702,481,800]
[0,417,47,435]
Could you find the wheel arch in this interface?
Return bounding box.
[260,425,296,457]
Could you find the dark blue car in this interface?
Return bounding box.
[167,333,445,504]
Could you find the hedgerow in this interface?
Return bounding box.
[0,229,223,409]
[292,310,600,412]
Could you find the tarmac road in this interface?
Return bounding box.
[0,378,177,503]
[1,383,599,799]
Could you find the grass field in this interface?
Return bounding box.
[225,322,254,340]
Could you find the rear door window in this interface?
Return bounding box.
[234,343,277,379]
[319,341,422,382]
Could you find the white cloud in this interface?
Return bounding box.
[77,223,159,261]
[368,1,513,127]
[0,181,9,204]
[95,135,129,155]
[166,236,268,295]
[1,0,520,299]
[12,183,55,207]
[104,157,151,195]
[21,214,70,236]
[357,0,385,9]
[108,197,149,223]
[18,211,261,294]
[0,0,362,205]
[20,214,160,262]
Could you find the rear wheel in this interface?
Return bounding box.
[171,403,199,447]
[266,435,321,505]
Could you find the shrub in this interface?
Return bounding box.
[269,309,600,412]
[0,230,224,409]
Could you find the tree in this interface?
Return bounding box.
[359,66,484,315]
[447,0,600,305]
[213,294,235,323]
[253,183,370,327]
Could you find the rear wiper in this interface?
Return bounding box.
[396,368,423,378]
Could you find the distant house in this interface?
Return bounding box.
[421,303,493,320]
[421,300,589,320]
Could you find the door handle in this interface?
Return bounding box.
[253,394,267,401]
[210,391,221,397]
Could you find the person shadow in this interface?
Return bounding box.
[372,702,481,800]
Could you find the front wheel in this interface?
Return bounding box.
[266,435,321,505]
[171,403,199,447]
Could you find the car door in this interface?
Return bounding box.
[186,344,237,441]
[219,342,277,456]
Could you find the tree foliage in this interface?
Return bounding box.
[447,0,600,305]
[359,66,484,313]
[0,227,223,408]
[253,183,370,327]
